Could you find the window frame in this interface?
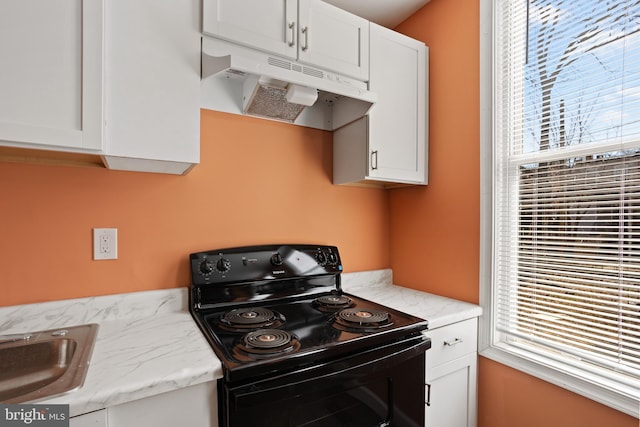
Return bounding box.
[478,0,640,418]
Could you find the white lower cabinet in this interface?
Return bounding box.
[70,409,107,427]
[70,382,218,427]
[423,318,478,427]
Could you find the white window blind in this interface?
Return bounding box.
[493,0,640,408]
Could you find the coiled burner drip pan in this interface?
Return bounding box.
[235,329,301,357]
[219,307,284,332]
[313,295,355,312]
[333,308,393,332]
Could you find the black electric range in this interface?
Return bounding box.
[189,244,430,427]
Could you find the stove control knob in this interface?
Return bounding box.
[270,253,283,266]
[327,252,338,265]
[216,257,231,273]
[316,251,327,266]
[199,260,214,275]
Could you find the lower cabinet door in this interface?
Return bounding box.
[425,353,477,427]
[70,382,217,427]
[70,410,107,427]
[108,382,217,427]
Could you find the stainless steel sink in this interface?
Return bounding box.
[0,323,99,403]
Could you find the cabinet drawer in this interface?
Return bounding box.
[423,318,477,370]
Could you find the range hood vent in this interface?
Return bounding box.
[246,82,307,122]
[201,37,375,131]
[241,76,319,123]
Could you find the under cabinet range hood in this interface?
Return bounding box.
[201,37,376,131]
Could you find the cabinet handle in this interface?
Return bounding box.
[444,337,463,346]
[426,383,432,406]
[371,150,378,170]
[301,26,309,51]
[288,22,296,47]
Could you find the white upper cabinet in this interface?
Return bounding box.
[368,23,427,183]
[297,0,369,81]
[202,0,369,81]
[0,0,103,152]
[334,23,428,187]
[203,0,297,59]
[0,0,200,175]
[102,0,200,175]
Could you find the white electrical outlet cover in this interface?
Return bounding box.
[93,228,118,260]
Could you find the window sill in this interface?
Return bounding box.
[479,345,640,418]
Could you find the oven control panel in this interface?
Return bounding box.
[190,244,342,286]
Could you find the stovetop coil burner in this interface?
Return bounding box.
[234,329,301,358]
[245,329,291,348]
[219,307,284,332]
[313,294,354,311]
[333,308,393,332]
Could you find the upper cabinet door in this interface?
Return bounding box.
[0,0,103,151]
[102,0,200,175]
[367,23,427,184]
[297,0,369,81]
[203,0,297,60]
[202,0,369,81]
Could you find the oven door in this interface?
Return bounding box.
[220,334,430,427]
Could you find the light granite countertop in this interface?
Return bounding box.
[341,269,482,329]
[0,269,481,417]
[0,288,221,417]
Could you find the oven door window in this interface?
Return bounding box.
[291,377,390,426]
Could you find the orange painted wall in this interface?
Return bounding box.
[390,0,480,304]
[391,0,638,426]
[0,110,389,306]
[479,358,638,427]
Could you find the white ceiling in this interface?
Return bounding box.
[323,0,430,28]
